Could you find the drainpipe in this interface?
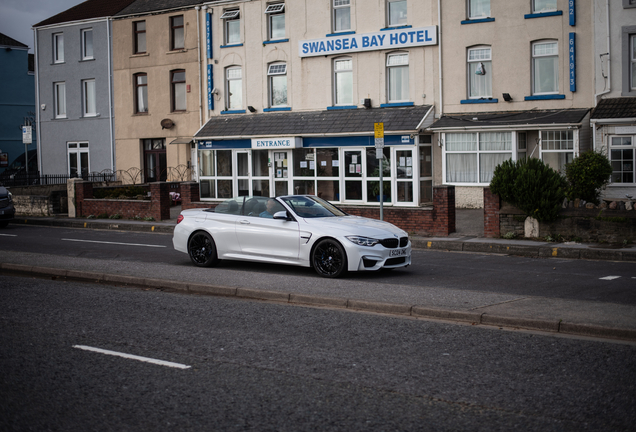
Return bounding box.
[107,18,115,172]
[195,6,203,128]
[437,0,443,118]
[594,0,611,103]
[34,27,43,174]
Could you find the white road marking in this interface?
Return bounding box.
[0,233,17,237]
[600,276,621,280]
[72,345,191,369]
[62,238,166,248]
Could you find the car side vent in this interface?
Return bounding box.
[399,237,408,247]
[380,238,399,248]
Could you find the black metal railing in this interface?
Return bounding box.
[0,171,117,187]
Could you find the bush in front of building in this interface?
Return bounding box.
[565,150,613,205]
[491,157,567,223]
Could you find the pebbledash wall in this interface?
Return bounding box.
[484,188,636,242]
[181,183,456,236]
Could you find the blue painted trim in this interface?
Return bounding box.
[220,110,246,114]
[220,43,244,48]
[460,98,499,104]
[207,64,213,111]
[380,102,415,108]
[524,94,566,101]
[460,17,495,24]
[263,107,292,112]
[304,135,412,148]
[263,39,289,45]
[327,105,358,110]
[569,0,576,26]
[325,31,356,37]
[198,139,251,150]
[569,32,576,92]
[524,11,563,19]
[380,25,412,31]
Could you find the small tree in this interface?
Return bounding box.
[565,151,612,205]
[490,158,567,223]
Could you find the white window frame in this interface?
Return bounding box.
[539,130,577,174]
[81,28,93,60]
[442,132,515,186]
[468,0,490,19]
[631,34,636,90]
[268,63,288,108]
[532,0,557,13]
[609,135,635,184]
[387,0,407,27]
[221,9,241,45]
[333,57,353,106]
[82,79,96,117]
[226,66,243,110]
[387,53,409,103]
[468,46,492,98]
[68,142,89,178]
[333,0,351,33]
[53,33,64,63]
[532,40,559,95]
[265,3,285,40]
[54,82,66,119]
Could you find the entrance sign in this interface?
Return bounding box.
[299,26,438,58]
[251,137,302,149]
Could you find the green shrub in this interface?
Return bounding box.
[490,158,567,223]
[565,151,612,205]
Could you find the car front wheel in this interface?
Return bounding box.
[312,239,347,278]
[188,231,218,267]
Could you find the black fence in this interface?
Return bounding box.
[0,172,117,187]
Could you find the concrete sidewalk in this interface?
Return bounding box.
[3,212,636,342]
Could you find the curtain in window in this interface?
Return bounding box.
[479,132,511,151]
[446,133,477,151]
[480,153,509,183]
[389,65,408,101]
[469,0,490,18]
[446,153,477,183]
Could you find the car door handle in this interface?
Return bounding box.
[239,220,250,224]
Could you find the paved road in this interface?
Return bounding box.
[1,275,634,431]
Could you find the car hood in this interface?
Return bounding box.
[302,215,406,238]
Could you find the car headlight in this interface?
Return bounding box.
[346,236,380,247]
[8,192,12,203]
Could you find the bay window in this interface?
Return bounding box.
[610,136,634,184]
[540,130,574,173]
[445,132,512,184]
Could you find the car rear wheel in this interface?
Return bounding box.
[188,231,218,267]
[312,239,347,278]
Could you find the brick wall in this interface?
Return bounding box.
[180,183,456,236]
[483,187,501,238]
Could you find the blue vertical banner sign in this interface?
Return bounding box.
[206,12,212,59]
[207,64,214,110]
[569,0,576,26]
[569,32,576,92]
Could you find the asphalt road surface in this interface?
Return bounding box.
[1,275,635,431]
[1,224,634,304]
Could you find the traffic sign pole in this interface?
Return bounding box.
[374,123,385,220]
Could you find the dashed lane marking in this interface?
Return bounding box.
[73,345,191,369]
[599,276,621,280]
[62,238,166,248]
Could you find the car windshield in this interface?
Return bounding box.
[281,196,347,218]
[213,197,244,215]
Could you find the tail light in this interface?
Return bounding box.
[177,215,184,224]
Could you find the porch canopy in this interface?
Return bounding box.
[427,108,590,131]
[590,97,636,123]
[194,105,434,141]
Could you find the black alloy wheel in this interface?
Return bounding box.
[312,239,347,278]
[188,231,218,267]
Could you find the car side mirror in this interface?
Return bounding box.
[273,211,291,220]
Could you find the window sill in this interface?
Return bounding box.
[461,98,498,104]
[220,43,244,48]
[380,102,415,107]
[461,17,495,24]
[263,39,289,45]
[54,116,68,120]
[327,105,357,110]
[524,94,565,100]
[167,49,187,54]
[133,112,149,116]
[80,58,95,62]
[221,110,246,114]
[524,10,563,19]
[170,110,188,114]
[131,52,149,57]
[82,114,100,118]
[263,107,291,112]
[326,31,355,37]
[381,25,412,31]
[52,62,65,65]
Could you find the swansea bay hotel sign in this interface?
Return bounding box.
[299,26,437,58]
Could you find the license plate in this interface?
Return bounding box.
[389,248,407,257]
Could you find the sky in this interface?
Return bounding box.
[0,0,85,52]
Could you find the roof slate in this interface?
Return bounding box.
[590,97,636,120]
[195,106,433,139]
[115,0,221,16]
[0,32,28,48]
[34,0,139,27]
[428,108,590,130]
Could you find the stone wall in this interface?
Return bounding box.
[8,184,68,216]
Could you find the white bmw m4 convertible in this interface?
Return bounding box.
[173,195,411,278]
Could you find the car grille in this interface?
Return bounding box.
[380,237,409,249]
[385,257,406,266]
[0,198,8,209]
